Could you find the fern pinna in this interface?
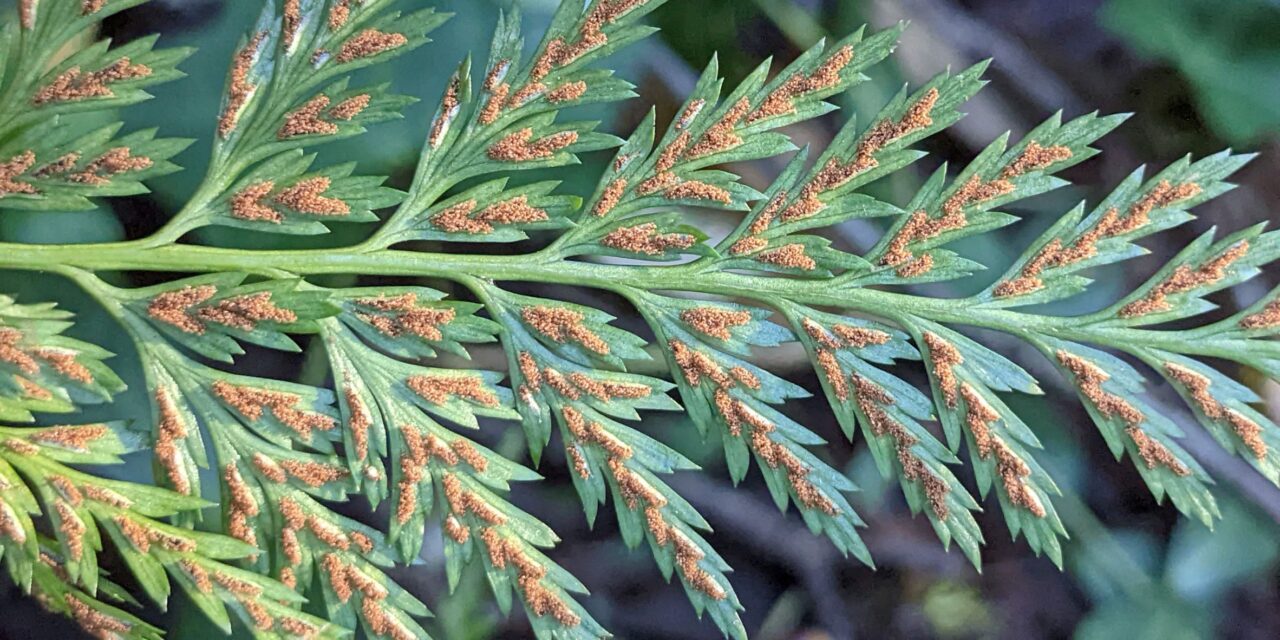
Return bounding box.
[0,0,1275,638]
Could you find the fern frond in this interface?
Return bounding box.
[0,294,124,421]
[0,372,337,638]
[0,0,192,210]
[860,110,1123,283]
[321,291,610,636]
[2,1,1280,638]
[552,24,905,260]
[635,290,874,568]
[985,151,1254,305]
[479,284,745,636]
[157,0,445,238]
[372,1,663,245]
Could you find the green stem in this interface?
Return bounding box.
[49,264,130,316]
[0,240,1233,359]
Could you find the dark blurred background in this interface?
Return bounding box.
[2,0,1279,638]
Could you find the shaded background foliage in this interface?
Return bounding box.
[2,0,1279,638]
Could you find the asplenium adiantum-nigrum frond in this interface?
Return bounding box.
[0,0,1276,638]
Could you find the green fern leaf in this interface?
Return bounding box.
[3,2,1280,639]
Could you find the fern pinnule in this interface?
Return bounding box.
[0,0,191,210]
[0,294,124,421]
[480,284,747,636]
[984,151,1255,305]
[634,290,877,567]
[553,25,906,261]
[858,110,1124,284]
[0,412,341,638]
[372,2,657,246]
[1154,353,1279,485]
[320,290,610,637]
